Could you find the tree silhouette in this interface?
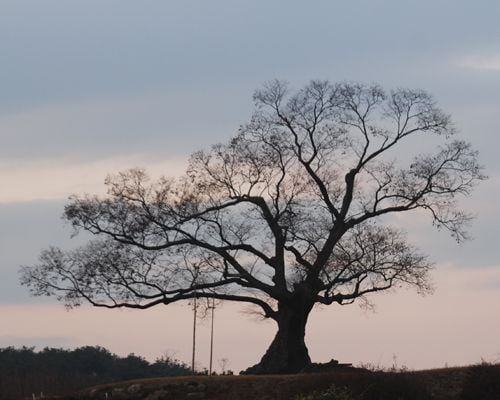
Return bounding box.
[21,80,485,374]
[0,346,191,399]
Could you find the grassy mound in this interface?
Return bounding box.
[46,363,500,400]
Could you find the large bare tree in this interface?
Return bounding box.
[21,81,485,374]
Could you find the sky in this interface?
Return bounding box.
[1,0,499,372]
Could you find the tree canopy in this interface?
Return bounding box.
[21,80,485,374]
[0,346,191,399]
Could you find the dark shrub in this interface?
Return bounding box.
[358,371,431,400]
[460,364,500,400]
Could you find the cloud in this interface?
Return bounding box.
[459,54,500,71]
[0,88,246,163]
[0,155,188,203]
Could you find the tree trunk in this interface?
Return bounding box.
[242,299,313,374]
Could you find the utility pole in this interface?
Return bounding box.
[191,296,197,374]
[208,298,215,375]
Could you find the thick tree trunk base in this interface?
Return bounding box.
[241,343,311,375]
[241,308,312,375]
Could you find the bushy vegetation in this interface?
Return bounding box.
[293,363,500,400]
[460,363,500,400]
[296,384,355,400]
[0,345,191,400]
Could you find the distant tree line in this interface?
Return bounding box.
[0,345,191,400]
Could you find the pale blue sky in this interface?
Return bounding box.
[1,0,500,162]
[1,0,499,370]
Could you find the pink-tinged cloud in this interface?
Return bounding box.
[0,156,187,204]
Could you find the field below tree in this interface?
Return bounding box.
[41,363,500,400]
